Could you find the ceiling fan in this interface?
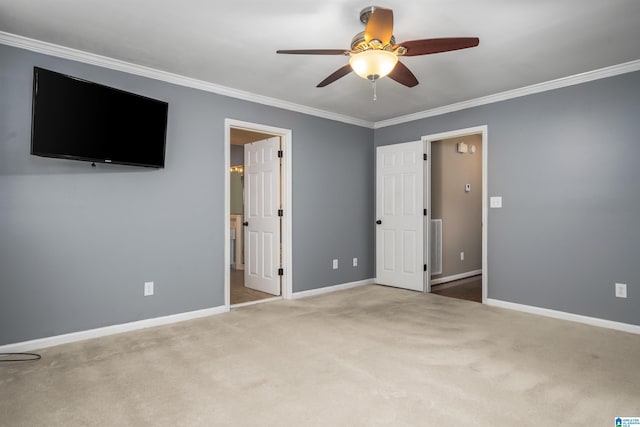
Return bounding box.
[277,6,479,90]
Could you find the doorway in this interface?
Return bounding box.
[429,134,483,302]
[224,119,293,308]
[422,126,487,303]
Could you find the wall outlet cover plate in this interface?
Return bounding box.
[144,281,154,296]
[615,283,627,298]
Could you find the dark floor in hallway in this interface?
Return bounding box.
[431,275,482,303]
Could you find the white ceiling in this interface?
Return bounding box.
[1,0,639,123]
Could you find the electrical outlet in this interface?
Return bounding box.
[144,281,154,296]
[332,259,338,270]
[353,257,358,267]
[615,283,627,298]
[460,251,465,261]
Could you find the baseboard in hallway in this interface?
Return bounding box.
[431,269,483,285]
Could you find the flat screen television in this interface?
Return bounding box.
[31,67,168,168]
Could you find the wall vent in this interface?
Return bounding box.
[430,219,443,275]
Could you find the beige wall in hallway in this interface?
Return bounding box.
[431,134,482,280]
[230,171,243,214]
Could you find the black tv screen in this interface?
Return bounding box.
[31,67,168,168]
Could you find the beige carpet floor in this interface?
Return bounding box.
[1,285,639,426]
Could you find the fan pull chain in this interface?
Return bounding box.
[372,80,377,101]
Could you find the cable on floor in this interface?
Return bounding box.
[0,353,42,362]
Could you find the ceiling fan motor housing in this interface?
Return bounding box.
[359,6,377,24]
[351,31,396,51]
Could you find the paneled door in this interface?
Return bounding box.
[244,137,281,295]
[376,140,427,292]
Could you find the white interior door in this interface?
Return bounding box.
[376,141,427,292]
[244,137,281,295]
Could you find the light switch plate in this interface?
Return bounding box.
[490,196,503,208]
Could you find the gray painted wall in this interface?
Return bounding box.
[431,135,482,280]
[230,145,244,214]
[230,145,243,166]
[0,44,374,345]
[3,42,638,346]
[376,71,640,326]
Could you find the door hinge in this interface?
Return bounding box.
[424,264,427,272]
[424,208,427,216]
[423,153,427,161]
[278,209,283,217]
[278,268,284,276]
[277,150,283,158]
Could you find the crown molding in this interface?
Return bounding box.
[374,59,640,129]
[2,31,638,131]
[0,31,374,129]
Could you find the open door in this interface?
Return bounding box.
[244,137,281,295]
[376,140,428,292]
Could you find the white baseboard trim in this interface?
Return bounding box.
[486,298,640,335]
[431,269,482,285]
[291,278,375,300]
[0,305,229,353]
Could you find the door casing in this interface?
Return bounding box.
[224,119,293,309]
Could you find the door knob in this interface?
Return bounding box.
[243,221,249,226]
[376,220,382,225]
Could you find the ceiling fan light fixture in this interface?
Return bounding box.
[349,49,398,81]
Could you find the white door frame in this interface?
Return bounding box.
[224,119,293,309]
[421,125,488,303]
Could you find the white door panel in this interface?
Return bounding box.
[244,137,281,296]
[376,141,427,292]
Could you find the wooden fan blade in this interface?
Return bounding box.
[364,7,393,45]
[277,49,347,55]
[397,37,479,56]
[317,64,353,87]
[387,61,419,88]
